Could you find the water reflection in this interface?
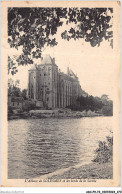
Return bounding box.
[8,117,112,179]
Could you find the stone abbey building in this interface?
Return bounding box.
[28,55,82,109]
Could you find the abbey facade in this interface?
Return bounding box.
[28,55,82,109]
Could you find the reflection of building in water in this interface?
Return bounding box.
[28,55,82,108]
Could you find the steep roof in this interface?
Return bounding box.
[40,54,55,65]
[29,64,36,70]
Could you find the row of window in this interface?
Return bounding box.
[40,87,49,91]
[39,72,57,81]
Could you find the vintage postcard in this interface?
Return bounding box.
[1,1,121,187]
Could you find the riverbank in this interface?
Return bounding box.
[8,109,103,120]
[38,162,112,179]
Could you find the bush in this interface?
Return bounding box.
[8,106,13,113]
[92,136,113,163]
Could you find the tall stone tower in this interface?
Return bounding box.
[28,54,82,109]
[28,55,58,109]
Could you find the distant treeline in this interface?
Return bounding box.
[8,79,28,99]
[67,94,113,116]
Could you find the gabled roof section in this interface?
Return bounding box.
[29,64,36,70]
[67,68,78,80]
[40,54,55,65]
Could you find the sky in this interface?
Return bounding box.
[8,24,114,99]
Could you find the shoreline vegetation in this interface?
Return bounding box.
[8,80,113,121]
[8,109,106,120]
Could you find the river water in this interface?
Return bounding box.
[8,117,113,179]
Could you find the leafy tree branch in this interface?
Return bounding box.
[8,8,113,74]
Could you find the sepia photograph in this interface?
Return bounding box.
[1,1,120,187]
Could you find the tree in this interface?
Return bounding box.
[102,103,113,116]
[8,79,21,97]
[21,89,28,100]
[15,79,20,87]
[92,136,113,163]
[8,78,14,88]
[76,95,103,111]
[8,8,113,74]
[100,94,113,115]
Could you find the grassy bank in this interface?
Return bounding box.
[47,162,112,179]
